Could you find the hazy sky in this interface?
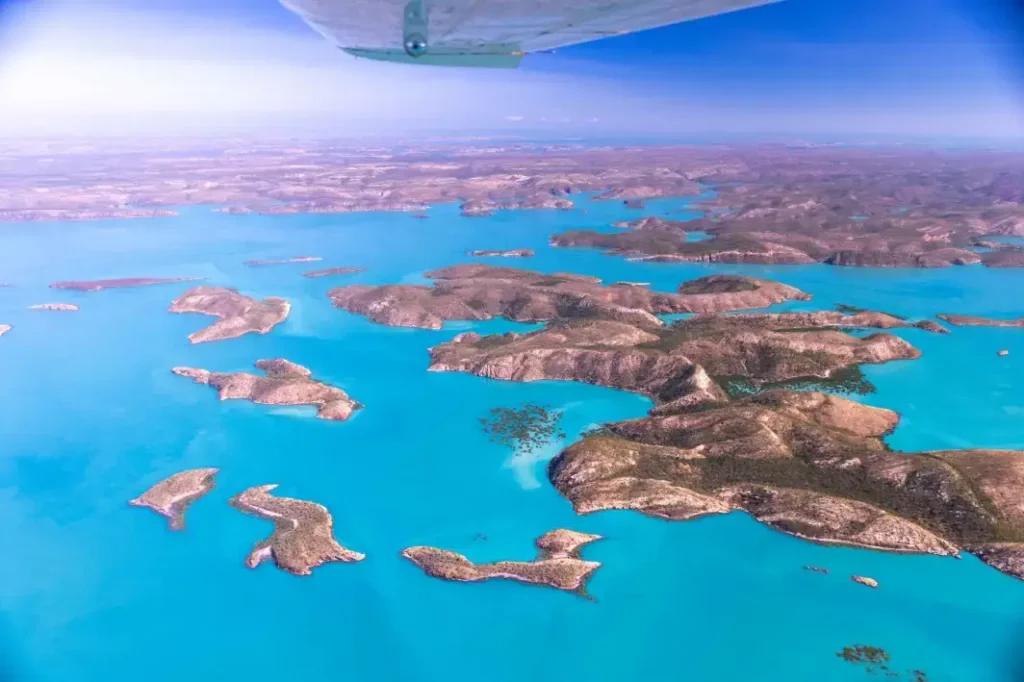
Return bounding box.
[0,0,1022,138]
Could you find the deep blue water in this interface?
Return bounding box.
[1,195,1023,682]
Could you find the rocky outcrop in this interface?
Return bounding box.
[129,468,218,530]
[172,359,361,421]
[244,256,322,266]
[549,390,1024,579]
[229,485,365,576]
[51,277,201,292]
[467,249,536,258]
[169,286,289,343]
[328,265,809,330]
[937,313,1024,328]
[302,267,365,278]
[402,529,602,595]
[28,303,79,311]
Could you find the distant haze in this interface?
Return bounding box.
[0,0,1022,139]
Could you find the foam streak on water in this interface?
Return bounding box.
[0,197,1022,682]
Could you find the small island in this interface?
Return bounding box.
[173,359,362,420]
[229,484,365,576]
[244,256,322,266]
[402,529,602,595]
[466,249,535,258]
[28,303,79,311]
[0,324,10,336]
[328,264,810,330]
[302,266,365,278]
[937,313,1024,328]
[169,286,289,343]
[128,468,218,531]
[51,277,201,292]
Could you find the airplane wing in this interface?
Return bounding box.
[281,0,781,67]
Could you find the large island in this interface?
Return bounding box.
[329,265,810,330]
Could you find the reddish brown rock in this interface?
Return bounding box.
[402,529,602,595]
[172,359,361,420]
[129,468,218,531]
[230,485,364,576]
[169,286,289,343]
[51,277,201,292]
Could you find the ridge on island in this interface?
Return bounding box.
[128,468,218,531]
[428,311,922,404]
[28,303,79,311]
[328,264,810,330]
[937,313,1024,328]
[466,249,535,258]
[302,267,365,278]
[172,359,362,421]
[169,286,289,343]
[548,389,1024,580]
[402,529,602,595]
[51,277,202,292]
[245,256,322,266]
[229,484,364,576]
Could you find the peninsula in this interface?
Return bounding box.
[169,286,289,343]
[128,468,218,531]
[172,359,362,420]
[28,303,79,311]
[244,256,322,266]
[51,277,201,292]
[548,390,1024,579]
[402,529,602,595]
[229,484,365,576]
[937,314,1024,328]
[302,267,365,278]
[328,265,809,330]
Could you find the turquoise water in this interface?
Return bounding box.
[1,195,1023,682]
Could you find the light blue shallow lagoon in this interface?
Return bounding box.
[1,194,1023,682]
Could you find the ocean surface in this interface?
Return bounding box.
[1,194,1022,682]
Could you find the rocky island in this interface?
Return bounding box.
[402,529,602,595]
[302,267,365,278]
[229,484,365,576]
[244,256,322,266]
[0,324,9,336]
[51,277,201,291]
[548,389,1024,579]
[429,311,920,404]
[937,313,1024,328]
[128,468,218,531]
[169,286,289,343]
[172,359,362,420]
[467,249,536,258]
[28,303,79,311]
[328,265,809,330]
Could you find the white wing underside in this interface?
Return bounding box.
[282,0,780,66]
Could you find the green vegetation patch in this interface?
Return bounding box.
[480,402,567,458]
